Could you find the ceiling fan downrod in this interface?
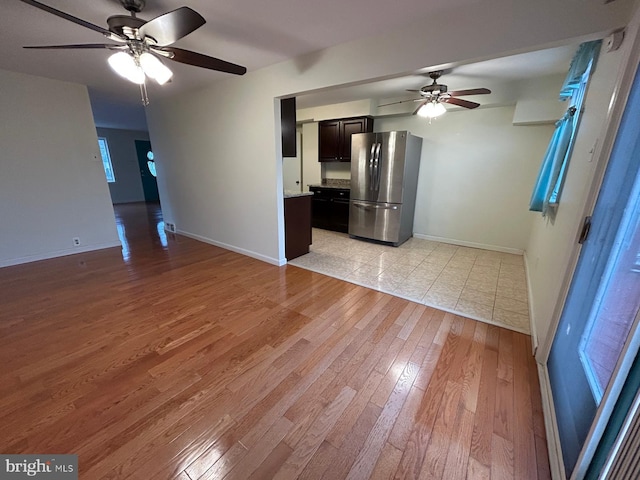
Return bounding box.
[119,0,146,14]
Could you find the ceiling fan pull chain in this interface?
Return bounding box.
[139,81,149,106]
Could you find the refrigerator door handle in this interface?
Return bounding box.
[374,142,382,191]
[368,143,376,191]
[352,201,399,210]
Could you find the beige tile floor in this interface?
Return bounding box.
[289,228,531,334]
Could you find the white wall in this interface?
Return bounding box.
[526,42,632,351]
[282,130,303,192]
[512,74,567,125]
[297,100,374,122]
[96,127,150,204]
[301,123,321,191]
[146,0,634,265]
[322,163,351,180]
[146,87,285,264]
[0,69,120,267]
[376,106,553,252]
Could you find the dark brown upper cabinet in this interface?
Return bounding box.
[280,97,297,158]
[318,116,373,162]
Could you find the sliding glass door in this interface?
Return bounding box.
[548,63,640,478]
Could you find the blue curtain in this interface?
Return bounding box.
[529,40,601,216]
[560,41,602,99]
[529,108,576,214]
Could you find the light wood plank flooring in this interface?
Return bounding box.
[0,203,550,479]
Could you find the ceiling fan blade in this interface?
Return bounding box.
[157,47,247,75]
[378,98,423,107]
[18,0,118,39]
[24,43,125,50]
[413,101,428,115]
[447,88,491,96]
[140,7,206,47]
[406,89,422,93]
[441,97,480,109]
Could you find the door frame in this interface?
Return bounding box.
[535,15,640,479]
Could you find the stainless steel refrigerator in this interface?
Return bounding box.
[349,131,423,246]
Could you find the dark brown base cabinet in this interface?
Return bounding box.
[310,187,350,233]
[284,195,312,260]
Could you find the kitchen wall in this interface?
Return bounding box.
[146,0,634,266]
[96,127,150,204]
[301,123,321,191]
[526,39,632,351]
[323,163,351,180]
[376,105,553,253]
[282,129,303,192]
[0,69,120,267]
[297,99,373,123]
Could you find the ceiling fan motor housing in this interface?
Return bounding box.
[119,0,146,14]
[421,70,447,95]
[107,15,146,38]
[421,83,447,95]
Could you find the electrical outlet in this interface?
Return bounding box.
[165,222,176,233]
[73,237,81,246]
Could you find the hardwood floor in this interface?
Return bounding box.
[0,202,550,479]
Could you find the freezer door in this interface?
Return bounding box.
[348,200,403,244]
[350,132,377,202]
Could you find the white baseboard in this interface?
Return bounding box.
[537,362,567,480]
[0,240,122,268]
[412,233,524,255]
[177,230,285,266]
[523,252,539,354]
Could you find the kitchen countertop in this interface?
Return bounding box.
[309,178,351,189]
[308,183,351,190]
[284,191,314,198]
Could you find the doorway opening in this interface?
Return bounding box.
[135,140,160,203]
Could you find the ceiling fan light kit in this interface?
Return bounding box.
[108,51,145,84]
[416,101,446,118]
[19,0,247,105]
[108,50,172,87]
[139,52,173,85]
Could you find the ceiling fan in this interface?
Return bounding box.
[381,70,491,118]
[19,0,247,104]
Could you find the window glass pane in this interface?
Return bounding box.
[147,160,157,177]
[579,174,640,404]
[146,150,157,177]
[98,137,115,183]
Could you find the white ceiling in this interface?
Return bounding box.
[0,0,578,128]
[295,45,578,110]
